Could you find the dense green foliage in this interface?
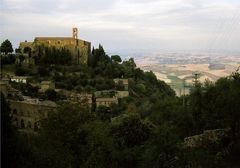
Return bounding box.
[1,54,16,65]
[1,41,240,167]
[0,39,13,54]
[35,46,72,65]
[4,72,240,168]
[111,55,122,62]
[1,93,34,168]
[0,39,16,66]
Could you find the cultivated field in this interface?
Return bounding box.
[138,62,240,96]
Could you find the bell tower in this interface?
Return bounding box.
[72,27,78,39]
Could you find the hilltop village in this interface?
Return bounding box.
[1,29,240,168]
[1,28,137,132]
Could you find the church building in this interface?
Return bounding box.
[19,28,91,64]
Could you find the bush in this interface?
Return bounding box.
[14,66,29,76]
[1,54,16,65]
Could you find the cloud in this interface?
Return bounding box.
[1,0,240,53]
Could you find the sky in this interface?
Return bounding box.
[1,0,240,55]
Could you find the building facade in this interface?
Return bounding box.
[39,81,55,92]
[114,78,129,90]
[9,98,57,132]
[96,97,118,107]
[10,76,30,84]
[0,77,21,98]
[19,28,91,65]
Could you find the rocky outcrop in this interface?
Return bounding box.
[184,128,230,148]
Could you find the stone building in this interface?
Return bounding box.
[19,28,91,65]
[96,97,118,107]
[9,98,57,132]
[0,77,21,98]
[39,81,55,92]
[60,90,93,110]
[15,53,35,67]
[94,90,129,99]
[116,91,129,98]
[68,93,92,106]
[0,77,10,96]
[114,78,129,90]
[71,93,92,111]
[94,90,116,98]
[10,76,31,84]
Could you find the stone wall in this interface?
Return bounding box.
[184,128,230,148]
[96,97,118,107]
[34,37,90,64]
[9,100,56,132]
[116,91,129,98]
[19,41,34,53]
[18,29,91,65]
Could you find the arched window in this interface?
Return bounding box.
[14,118,18,127]
[21,119,25,128]
[34,122,39,132]
[13,109,17,114]
[27,121,32,129]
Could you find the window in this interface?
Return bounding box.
[13,109,17,114]
[27,121,32,129]
[21,119,25,128]
[14,118,18,127]
[34,122,39,132]
[20,111,23,116]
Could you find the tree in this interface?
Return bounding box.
[1,53,16,65]
[45,89,59,101]
[116,80,125,91]
[23,46,32,58]
[111,55,122,63]
[96,105,112,122]
[37,46,72,65]
[18,54,25,64]
[38,103,95,168]
[0,39,13,55]
[134,68,144,80]
[15,48,21,53]
[98,44,106,62]
[23,46,32,54]
[214,72,240,139]
[37,66,50,77]
[15,66,28,76]
[189,82,204,134]
[1,93,26,168]
[111,113,151,147]
[141,123,180,168]
[134,83,146,94]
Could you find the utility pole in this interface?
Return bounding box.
[192,72,201,87]
[182,78,186,107]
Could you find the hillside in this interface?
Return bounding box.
[1,40,240,168]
